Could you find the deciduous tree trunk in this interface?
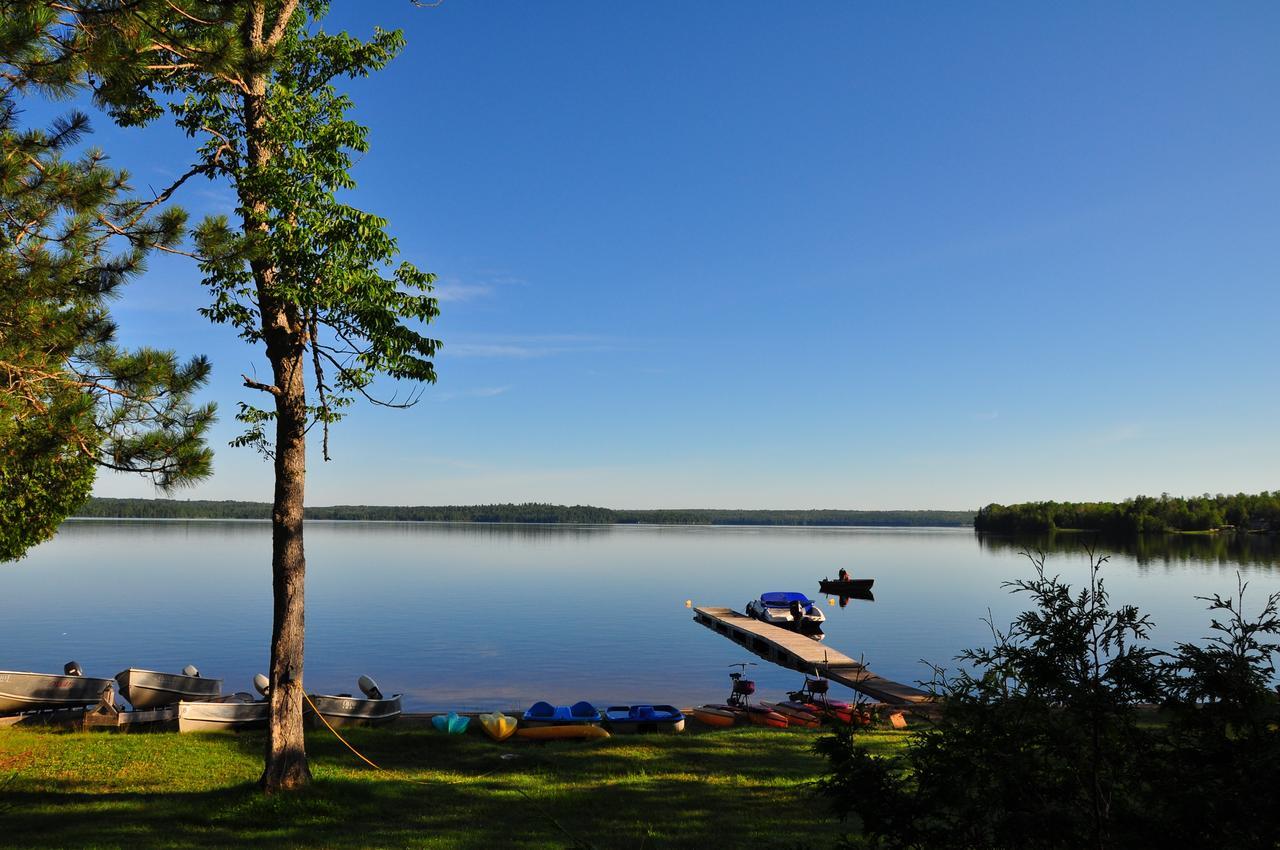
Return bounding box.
[260,343,311,792]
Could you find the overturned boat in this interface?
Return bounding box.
[305,676,401,728]
[115,666,221,709]
[177,674,269,733]
[0,663,114,715]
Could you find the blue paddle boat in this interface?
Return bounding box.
[522,700,601,727]
[604,704,685,734]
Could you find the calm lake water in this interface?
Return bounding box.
[3,521,1278,711]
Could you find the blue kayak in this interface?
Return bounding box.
[604,704,685,734]
[431,712,470,734]
[522,700,601,726]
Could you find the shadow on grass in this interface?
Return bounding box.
[0,727,869,849]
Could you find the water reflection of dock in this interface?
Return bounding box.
[692,606,931,706]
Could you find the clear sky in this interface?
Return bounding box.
[74,1,1280,510]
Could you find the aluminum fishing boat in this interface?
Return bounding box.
[115,666,221,709]
[305,676,401,728]
[0,663,113,714]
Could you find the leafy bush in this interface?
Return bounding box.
[816,551,1280,850]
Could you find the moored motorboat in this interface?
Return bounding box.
[305,676,401,728]
[478,712,518,741]
[521,700,601,727]
[603,704,685,734]
[745,592,826,637]
[178,674,269,733]
[115,666,221,709]
[177,694,268,733]
[0,663,114,715]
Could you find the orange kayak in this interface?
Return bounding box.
[514,724,610,741]
[746,705,789,728]
[692,705,738,727]
[761,701,821,729]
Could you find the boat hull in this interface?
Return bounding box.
[305,693,402,728]
[431,712,470,734]
[766,701,823,728]
[692,705,739,727]
[604,705,685,734]
[521,701,602,726]
[818,578,874,596]
[479,712,518,741]
[115,668,221,709]
[746,705,789,728]
[177,697,268,733]
[515,724,610,741]
[0,671,114,715]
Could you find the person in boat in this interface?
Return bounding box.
[838,568,850,582]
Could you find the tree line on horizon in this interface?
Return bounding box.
[976,490,1280,535]
[74,497,976,527]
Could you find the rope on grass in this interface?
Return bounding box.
[302,694,597,850]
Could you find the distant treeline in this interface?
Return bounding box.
[74,498,974,527]
[975,491,1280,535]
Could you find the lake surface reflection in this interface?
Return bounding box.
[3,521,1276,711]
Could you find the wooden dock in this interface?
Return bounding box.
[692,606,932,706]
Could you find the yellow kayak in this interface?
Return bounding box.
[478,712,518,742]
[514,724,610,741]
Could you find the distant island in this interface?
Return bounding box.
[975,491,1280,535]
[74,498,976,527]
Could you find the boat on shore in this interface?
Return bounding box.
[177,693,267,733]
[604,704,685,734]
[521,700,602,727]
[478,712,518,741]
[0,664,114,715]
[305,676,401,728]
[514,724,610,741]
[691,705,740,727]
[115,666,221,709]
[178,674,269,733]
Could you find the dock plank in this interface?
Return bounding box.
[692,606,931,706]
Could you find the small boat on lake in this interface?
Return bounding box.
[521,700,602,727]
[0,663,114,715]
[745,592,826,637]
[178,674,269,733]
[305,676,401,728]
[604,704,685,734]
[115,666,221,709]
[818,577,875,598]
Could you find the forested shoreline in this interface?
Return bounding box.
[976,491,1280,535]
[73,498,974,527]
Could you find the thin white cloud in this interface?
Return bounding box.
[433,281,494,303]
[434,385,512,401]
[443,334,618,359]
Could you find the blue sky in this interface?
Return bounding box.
[74,1,1280,509]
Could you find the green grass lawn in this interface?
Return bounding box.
[0,724,908,849]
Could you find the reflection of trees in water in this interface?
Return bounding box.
[976,531,1280,568]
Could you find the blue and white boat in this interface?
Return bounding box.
[522,700,601,727]
[604,704,685,734]
[745,592,826,637]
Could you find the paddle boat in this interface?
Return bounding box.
[521,700,601,727]
[115,666,221,709]
[603,705,685,734]
[431,712,470,734]
[177,674,269,733]
[745,592,826,637]
[0,663,114,715]
[698,663,789,729]
[478,712,518,741]
[758,700,821,728]
[305,675,402,728]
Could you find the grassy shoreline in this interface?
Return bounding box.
[0,725,908,848]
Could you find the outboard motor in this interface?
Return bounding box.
[64,661,83,677]
[357,675,383,701]
[182,665,200,678]
[253,673,270,697]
